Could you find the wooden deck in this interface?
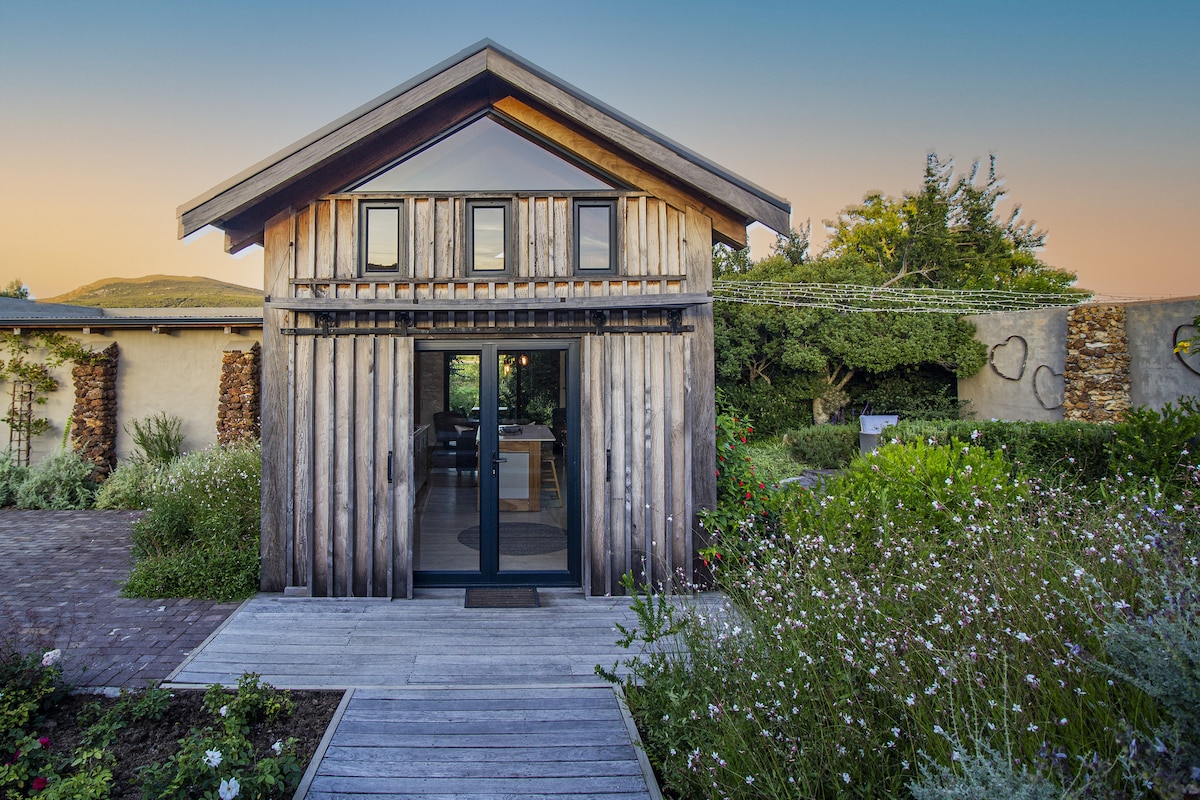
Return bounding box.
[166,589,670,799]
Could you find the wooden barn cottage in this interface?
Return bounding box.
[178,41,790,598]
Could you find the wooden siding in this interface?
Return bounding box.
[262,194,714,597]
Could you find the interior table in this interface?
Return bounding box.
[497,424,555,512]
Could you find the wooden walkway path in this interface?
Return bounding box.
[166,590,667,799]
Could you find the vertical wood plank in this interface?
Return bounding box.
[648,335,667,585]
[645,199,660,277]
[533,197,549,278]
[624,198,640,278]
[295,205,314,285]
[414,199,432,280]
[668,332,688,580]
[626,334,644,584]
[260,211,292,592]
[552,197,568,278]
[311,333,333,596]
[393,338,414,598]
[607,334,626,594]
[293,319,314,592]
[372,336,392,595]
[336,199,355,280]
[666,207,681,277]
[352,317,373,597]
[584,336,607,595]
[685,207,716,582]
[434,198,453,279]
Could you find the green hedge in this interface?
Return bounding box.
[788,424,860,469]
[891,419,1112,484]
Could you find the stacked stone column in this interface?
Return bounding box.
[217,342,261,445]
[71,342,118,480]
[1063,305,1132,422]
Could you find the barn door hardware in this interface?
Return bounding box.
[667,309,683,335]
[387,451,393,484]
[316,313,336,337]
[394,312,412,336]
[590,310,607,335]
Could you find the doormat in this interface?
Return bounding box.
[457,523,566,556]
[465,587,540,608]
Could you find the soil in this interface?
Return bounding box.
[38,688,344,799]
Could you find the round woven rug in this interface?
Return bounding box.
[457,523,567,556]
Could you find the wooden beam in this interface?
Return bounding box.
[493,97,749,248]
[266,292,712,313]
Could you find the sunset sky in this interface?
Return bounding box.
[1,1,1196,301]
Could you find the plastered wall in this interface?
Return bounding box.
[959,297,1200,421]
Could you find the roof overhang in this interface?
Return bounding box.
[178,40,791,252]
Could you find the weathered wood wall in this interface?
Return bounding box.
[261,194,716,598]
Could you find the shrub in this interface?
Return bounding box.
[127,412,184,465]
[93,459,162,510]
[891,419,1113,485]
[14,450,95,509]
[720,378,813,436]
[0,453,28,507]
[123,440,261,602]
[1109,397,1200,494]
[852,369,966,421]
[788,422,859,469]
[607,439,1199,799]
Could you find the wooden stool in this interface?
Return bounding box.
[541,452,562,507]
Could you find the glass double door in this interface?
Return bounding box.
[413,341,578,586]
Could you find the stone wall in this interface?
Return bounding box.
[1063,305,1132,422]
[71,342,118,479]
[217,342,261,445]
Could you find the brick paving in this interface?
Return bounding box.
[0,510,241,689]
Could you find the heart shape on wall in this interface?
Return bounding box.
[989,335,1028,381]
[1175,325,1200,377]
[1033,365,1064,410]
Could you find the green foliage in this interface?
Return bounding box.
[137,675,301,800]
[610,436,1200,798]
[123,441,262,601]
[123,547,260,604]
[719,377,812,435]
[0,280,29,300]
[204,674,296,737]
[891,419,1114,485]
[741,435,809,485]
[0,332,98,446]
[909,737,1062,800]
[0,639,66,799]
[852,369,966,420]
[78,687,172,750]
[128,412,185,465]
[697,403,782,554]
[93,459,163,510]
[14,450,96,509]
[1109,397,1200,493]
[0,452,28,507]
[788,423,859,469]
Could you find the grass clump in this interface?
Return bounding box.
[123,440,261,602]
[13,450,95,509]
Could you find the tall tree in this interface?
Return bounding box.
[0,279,29,299]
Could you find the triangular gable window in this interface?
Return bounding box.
[349,116,616,192]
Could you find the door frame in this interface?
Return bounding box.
[412,338,581,587]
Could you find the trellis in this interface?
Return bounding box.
[713,280,1090,314]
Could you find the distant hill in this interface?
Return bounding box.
[44,275,262,308]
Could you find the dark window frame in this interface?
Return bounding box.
[573,199,618,274]
[359,200,406,277]
[466,199,514,276]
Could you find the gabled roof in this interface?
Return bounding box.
[178,40,790,252]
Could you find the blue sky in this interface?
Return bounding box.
[1,0,1196,299]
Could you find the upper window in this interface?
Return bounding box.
[348,116,616,192]
[468,201,510,274]
[360,201,404,275]
[574,200,617,273]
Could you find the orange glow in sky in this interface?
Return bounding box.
[1,1,1196,301]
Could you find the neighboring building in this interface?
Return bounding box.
[178,41,791,598]
[0,297,262,465]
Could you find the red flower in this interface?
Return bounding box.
[32,777,46,791]
[37,737,49,748]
